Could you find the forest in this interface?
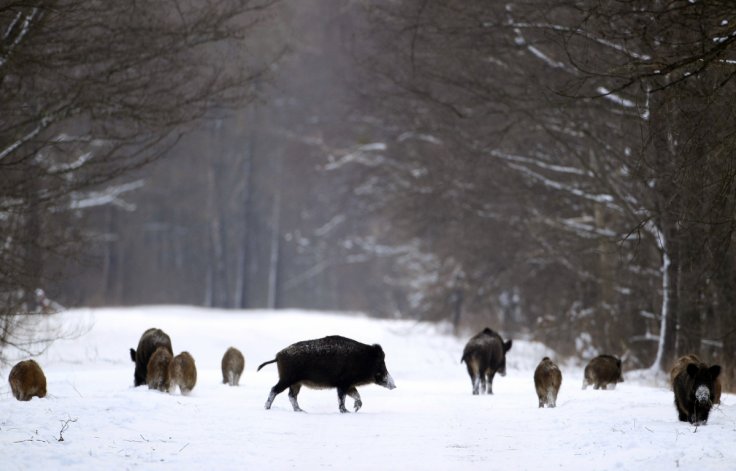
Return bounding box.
[2,1,736,388]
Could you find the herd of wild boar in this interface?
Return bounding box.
[5,326,724,424]
[460,327,722,425]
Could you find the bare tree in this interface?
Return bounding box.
[0,0,276,359]
[352,0,736,379]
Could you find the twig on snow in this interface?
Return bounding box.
[57,417,78,442]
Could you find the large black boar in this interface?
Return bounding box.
[130,328,173,387]
[222,347,245,386]
[582,354,623,390]
[146,346,173,392]
[671,355,721,425]
[8,359,47,401]
[461,328,512,395]
[169,351,197,395]
[670,354,721,405]
[534,357,562,408]
[257,335,396,413]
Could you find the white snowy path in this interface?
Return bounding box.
[1,307,734,470]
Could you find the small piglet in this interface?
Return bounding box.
[221,347,245,386]
[534,357,562,408]
[169,351,197,395]
[582,354,623,390]
[9,359,47,401]
[146,346,173,392]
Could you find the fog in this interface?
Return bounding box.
[3,1,736,385]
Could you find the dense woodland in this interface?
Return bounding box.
[2,1,736,388]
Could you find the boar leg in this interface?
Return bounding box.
[264,380,290,410]
[472,376,481,395]
[288,384,304,412]
[466,359,481,395]
[347,387,362,412]
[486,370,496,394]
[337,388,350,413]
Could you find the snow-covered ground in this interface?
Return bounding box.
[1,306,734,470]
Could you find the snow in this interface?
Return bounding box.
[597,86,637,108]
[68,180,144,211]
[323,143,387,171]
[2,306,735,470]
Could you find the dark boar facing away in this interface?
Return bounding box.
[257,335,396,413]
[534,357,562,408]
[169,351,197,395]
[8,359,47,401]
[461,328,512,395]
[146,346,173,392]
[222,347,245,386]
[670,354,721,405]
[671,355,721,425]
[130,328,172,387]
[582,355,623,390]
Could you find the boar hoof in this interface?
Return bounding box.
[354,400,362,412]
[340,405,350,413]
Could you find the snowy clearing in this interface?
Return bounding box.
[1,306,735,470]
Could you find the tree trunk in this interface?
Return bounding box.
[103,206,123,304]
[715,248,736,391]
[267,188,282,309]
[235,105,257,309]
[22,165,43,311]
[651,225,678,373]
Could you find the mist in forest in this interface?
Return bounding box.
[3,1,736,385]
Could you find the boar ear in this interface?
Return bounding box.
[686,363,700,377]
[130,348,137,362]
[504,340,512,352]
[372,344,385,357]
[709,365,721,379]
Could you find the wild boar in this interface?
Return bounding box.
[582,354,623,390]
[8,359,47,401]
[130,328,172,387]
[671,355,722,425]
[461,328,512,395]
[169,351,197,395]
[534,357,562,408]
[146,346,173,392]
[257,335,396,413]
[221,347,245,386]
[670,354,721,404]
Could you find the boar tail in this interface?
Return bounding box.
[257,359,277,371]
